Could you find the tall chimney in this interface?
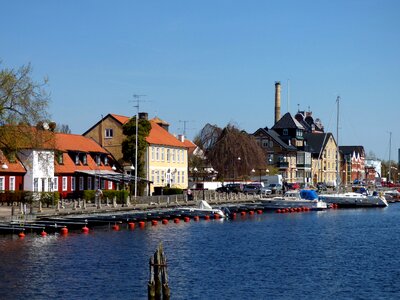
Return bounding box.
[274,81,281,124]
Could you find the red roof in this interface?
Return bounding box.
[146,121,187,148]
[110,114,130,125]
[55,133,109,153]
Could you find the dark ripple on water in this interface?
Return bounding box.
[1,206,400,299]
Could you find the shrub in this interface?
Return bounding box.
[162,187,183,195]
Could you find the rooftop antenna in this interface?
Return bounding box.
[132,94,146,198]
[287,79,290,113]
[297,103,300,112]
[178,120,195,137]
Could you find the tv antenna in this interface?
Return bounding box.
[179,120,195,137]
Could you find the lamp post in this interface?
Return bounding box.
[130,164,135,197]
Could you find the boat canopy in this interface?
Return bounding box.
[198,200,213,209]
[300,190,319,200]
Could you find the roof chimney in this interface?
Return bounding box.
[275,81,281,124]
[138,112,148,120]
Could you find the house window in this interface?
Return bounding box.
[82,154,87,165]
[166,149,170,162]
[156,148,159,161]
[62,177,68,191]
[96,155,101,166]
[177,171,180,183]
[79,177,84,190]
[71,177,76,191]
[181,171,185,184]
[88,177,92,190]
[156,171,160,184]
[151,147,155,161]
[283,129,288,135]
[177,150,180,163]
[172,149,175,162]
[101,179,105,189]
[105,128,113,138]
[53,177,58,191]
[47,178,52,191]
[9,177,15,191]
[34,178,38,192]
[0,177,5,190]
[151,170,155,183]
[57,152,64,164]
[269,141,274,148]
[75,154,80,165]
[108,181,113,190]
[161,147,165,161]
[104,156,109,166]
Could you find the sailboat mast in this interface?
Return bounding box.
[336,96,340,191]
[389,131,392,182]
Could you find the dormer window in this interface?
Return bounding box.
[96,155,101,166]
[283,129,288,135]
[75,154,80,165]
[82,154,87,165]
[296,129,303,137]
[56,152,64,164]
[104,156,109,166]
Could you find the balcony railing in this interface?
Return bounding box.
[277,162,289,169]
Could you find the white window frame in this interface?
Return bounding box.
[181,171,185,184]
[172,149,175,162]
[88,177,92,190]
[156,147,159,161]
[161,147,165,161]
[53,177,58,192]
[166,149,170,162]
[0,176,5,190]
[9,176,15,191]
[47,178,52,192]
[62,176,68,191]
[105,128,113,138]
[151,147,155,161]
[34,178,39,192]
[108,180,113,190]
[177,171,180,183]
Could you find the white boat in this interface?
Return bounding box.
[318,191,388,207]
[259,189,328,210]
[178,200,226,218]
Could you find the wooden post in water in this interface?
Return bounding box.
[148,242,170,300]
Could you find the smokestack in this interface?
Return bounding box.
[274,81,281,124]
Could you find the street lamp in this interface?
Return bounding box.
[130,164,135,197]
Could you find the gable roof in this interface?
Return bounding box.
[253,127,297,151]
[82,113,131,136]
[304,132,336,155]
[146,120,187,148]
[272,112,305,130]
[339,146,365,156]
[55,133,109,154]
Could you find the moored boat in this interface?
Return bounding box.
[318,190,388,208]
[259,189,328,210]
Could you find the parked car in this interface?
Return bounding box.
[268,183,282,194]
[243,184,261,194]
[286,182,300,190]
[260,186,272,195]
[216,183,242,194]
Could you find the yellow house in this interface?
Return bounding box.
[83,113,189,194]
[305,132,338,186]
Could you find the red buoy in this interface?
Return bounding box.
[82,226,89,233]
[139,221,146,228]
[184,217,190,222]
[193,216,200,221]
[204,215,210,220]
[257,210,263,214]
[151,220,158,226]
[60,227,68,235]
[40,230,47,237]
[231,213,237,219]
[18,232,25,238]
[112,224,120,231]
[174,218,180,223]
[276,209,282,213]
[128,222,135,229]
[214,214,220,219]
[249,210,255,215]
[240,211,246,216]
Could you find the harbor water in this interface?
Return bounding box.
[1,205,400,299]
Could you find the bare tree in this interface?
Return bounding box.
[198,123,266,180]
[0,62,52,156]
[56,124,72,134]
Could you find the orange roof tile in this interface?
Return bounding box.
[54,151,114,174]
[55,133,109,153]
[110,114,130,125]
[146,121,187,148]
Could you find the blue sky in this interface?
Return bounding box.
[1,0,399,161]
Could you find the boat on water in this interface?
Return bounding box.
[176,200,226,218]
[318,190,388,208]
[259,189,328,210]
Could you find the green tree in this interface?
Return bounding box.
[121,116,151,195]
[0,62,51,156]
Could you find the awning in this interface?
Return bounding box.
[75,170,153,184]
